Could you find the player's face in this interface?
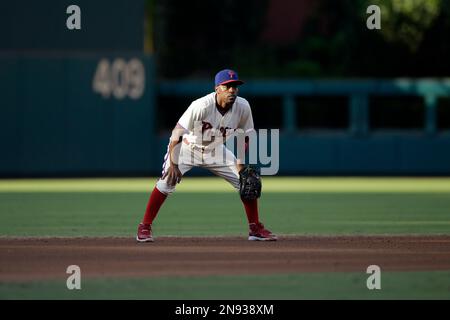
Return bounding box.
[216,83,239,105]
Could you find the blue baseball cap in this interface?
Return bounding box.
[215,69,244,87]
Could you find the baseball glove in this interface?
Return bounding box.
[239,166,262,200]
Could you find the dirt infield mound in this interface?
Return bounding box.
[1,236,450,281]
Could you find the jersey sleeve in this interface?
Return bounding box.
[177,101,203,131]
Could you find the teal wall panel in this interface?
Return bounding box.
[154,134,450,176]
[65,59,115,173]
[1,59,449,176]
[20,58,68,174]
[0,55,155,176]
[0,57,21,172]
[399,137,450,173]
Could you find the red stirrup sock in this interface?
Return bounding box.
[241,198,260,224]
[142,187,168,225]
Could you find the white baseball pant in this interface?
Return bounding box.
[156,139,240,195]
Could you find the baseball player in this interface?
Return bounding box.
[136,69,277,242]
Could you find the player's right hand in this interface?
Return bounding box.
[162,165,182,186]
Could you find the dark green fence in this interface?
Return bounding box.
[157,79,450,175]
[0,54,155,176]
[1,55,450,176]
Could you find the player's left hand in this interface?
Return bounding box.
[162,165,182,186]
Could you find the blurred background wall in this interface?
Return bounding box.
[1,0,449,176]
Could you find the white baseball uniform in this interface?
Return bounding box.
[156,92,254,195]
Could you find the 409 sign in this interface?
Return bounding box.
[92,58,145,100]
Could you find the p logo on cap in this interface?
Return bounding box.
[215,69,244,87]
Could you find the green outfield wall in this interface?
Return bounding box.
[0,54,156,176]
[1,56,450,176]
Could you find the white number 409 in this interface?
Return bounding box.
[92,58,145,100]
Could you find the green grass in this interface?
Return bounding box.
[2,177,450,193]
[1,271,450,300]
[0,177,450,236]
[1,177,449,300]
[0,192,450,236]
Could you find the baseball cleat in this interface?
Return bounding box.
[248,222,277,241]
[136,223,154,242]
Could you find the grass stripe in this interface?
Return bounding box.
[1,192,449,237]
[1,271,450,300]
[1,177,450,193]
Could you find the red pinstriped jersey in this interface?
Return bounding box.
[177,92,254,147]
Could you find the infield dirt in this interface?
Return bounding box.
[1,236,450,282]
